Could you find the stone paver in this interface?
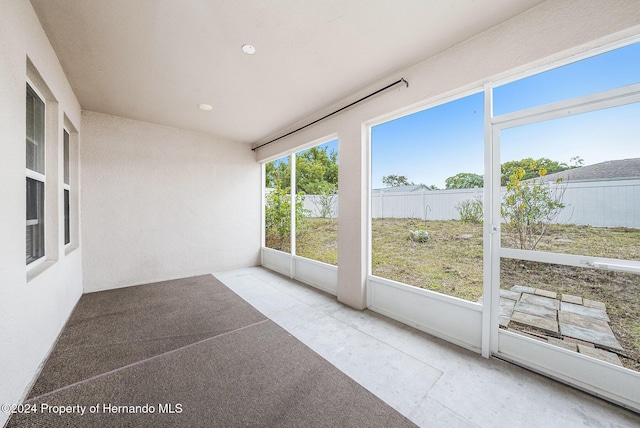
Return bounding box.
[499,315,511,328]
[563,336,595,348]
[559,324,622,350]
[511,285,536,294]
[509,329,547,342]
[520,293,560,311]
[534,288,557,299]
[583,299,607,310]
[499,289,521,301]
[547,337,577,352]
[500,286,626,365]
[561,294,583,305]
[511,311,558,334]
[558,311,613,335]
[560,302,610,322]
[513,300,557,320]
[578,345,623,367]
[500,298,516,317]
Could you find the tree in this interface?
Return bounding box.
[295,146,338,194]
[265,158,291,189]
[501,161,566,250]
[265,146,338,195]
[500,157,578,186]
[445,172,483,189]
[382,174,412,187]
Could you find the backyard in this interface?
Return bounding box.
[293,217,640,371]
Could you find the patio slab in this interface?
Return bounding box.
[578,345,623,366]
[513,300,557,320]
[560,302,610,322]
[583,299,607,310]
[511,311,558,335]
[520,293,560,311]
[558,311,613,335]
[500,298,516,317]
[559,324,622,350]
[511,285,536,294]
[561,294,583,305]
[547,337,577,352]
[499,315,511,328]
[499,289,521,301]
[563,336,595,348]
[534,289,557,299]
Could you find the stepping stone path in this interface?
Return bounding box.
[498,286,624,366]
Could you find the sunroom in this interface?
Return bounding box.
[1,1,639,427]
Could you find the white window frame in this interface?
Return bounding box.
[26,80,46,268]
[63,128,71,247]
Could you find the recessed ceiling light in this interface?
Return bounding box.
[242,44,256,55]
[198,103,213,111]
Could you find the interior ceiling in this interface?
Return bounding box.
[30,0,544,144]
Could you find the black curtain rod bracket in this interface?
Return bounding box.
[252,78,409,151]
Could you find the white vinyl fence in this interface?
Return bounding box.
[300,179,640,228]
[554,179,640,228]
[372,188,481,221]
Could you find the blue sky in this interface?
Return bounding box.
[372,92,484,189]
[318,139,339,156]
[371,41,640,189]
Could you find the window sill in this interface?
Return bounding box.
[27,259,55,282]
[65,244,78,256]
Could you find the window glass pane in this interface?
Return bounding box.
[370,92,484,301]
[26,178,45,264]
[295,139,339,265]
[500,102,640,259]
[494,42,640,116]
[64,130,70,185]
[264,155,292,253]
[64,189,70,245]
[500,259,639,373]
[26,84,45,174]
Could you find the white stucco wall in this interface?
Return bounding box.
[254,0,640,309]
[0,1,83,425]
[81,111,261,292]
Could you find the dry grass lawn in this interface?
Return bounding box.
[294,217,640,370]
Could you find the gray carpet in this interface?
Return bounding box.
[8,275,416,427]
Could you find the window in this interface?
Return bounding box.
[63,129,70,245]
[263,139,339,264]
[264,155,292,253]
[370,92,485,301]
[26,83,46,264]
[493,41,640,116]
[295,139,339,265]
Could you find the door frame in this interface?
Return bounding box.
[486,82,640,411]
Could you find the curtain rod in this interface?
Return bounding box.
[251,78,408,151]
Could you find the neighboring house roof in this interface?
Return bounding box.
[372,184,432,193]
[539,158,640,182]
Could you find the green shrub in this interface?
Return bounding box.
[408,228,429,243]
[501,164,566,250]
[456,198,483,224]
[265,186,310,251]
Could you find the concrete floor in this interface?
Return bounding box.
[215,266,640,428]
